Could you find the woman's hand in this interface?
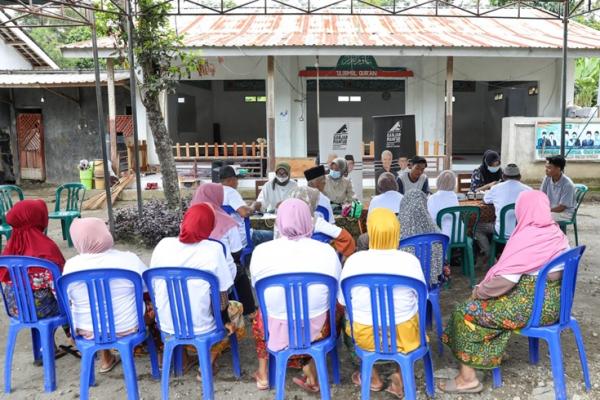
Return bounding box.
[224,322,235,336]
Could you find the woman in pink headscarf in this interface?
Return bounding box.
[249,199,342,392]
[63,218,149,374]
[439,191,568,394]
[191,183,256,317]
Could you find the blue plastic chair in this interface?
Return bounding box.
[315,205,330,222]
[143,267,241,400]
[56,269,160,400]
[254,272,340,400]
[311,232,335,243]
[341,273,434,400]
[311,232,344,262]
[491,246,591,400]
[222,205,255,267]
[0,256,67,393]
[399,233,449,355]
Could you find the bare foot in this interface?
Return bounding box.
[386,372,404,398]
[438,375,481,392]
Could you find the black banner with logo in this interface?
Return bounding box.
[372,114,416,160]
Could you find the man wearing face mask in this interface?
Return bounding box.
[252,162,297,213]
[470,150,503,192]
[323,157,355,205]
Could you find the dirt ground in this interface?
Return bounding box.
[0,187,599,399]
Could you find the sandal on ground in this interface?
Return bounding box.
[253,372,269,390]
[385,386,405,399]
[438,378,484,394]
[292,375,320,393]
[33,346,68,366]
[351,371,384,392]
[58,344,81,359]
[99,354,121,374]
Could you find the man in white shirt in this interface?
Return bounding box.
[368,172,403,215]
[252,162,298,213]
[304,165,335,223]
[220,166,273,246]
[475,163,531,261]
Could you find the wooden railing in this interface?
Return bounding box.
[173,142,267,160]
[172,140,445,178]
[361,140,444,158]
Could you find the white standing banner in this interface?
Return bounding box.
[318,117,364,200]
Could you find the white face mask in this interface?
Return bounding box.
[329,170,342,179]
[487,165,500,173]
[276,176,288,183]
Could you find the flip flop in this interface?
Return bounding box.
[33,346,68,366]
[351,371,384,392]
[58,344,81,359]
[385,386,405,399]
[99,354,121,374]
[438,378,484,394]
[252,372,269,391]
[292,375,320,393]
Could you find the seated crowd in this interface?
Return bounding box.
[0,150,583,398]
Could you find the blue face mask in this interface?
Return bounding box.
[329,170,341,179]
[487,165,500,173]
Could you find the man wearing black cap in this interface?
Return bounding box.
[221,166,273,245]
[476,163,531,263]
[396,156,429,195]
[304,165,335,223]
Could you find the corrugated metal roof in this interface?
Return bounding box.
[175,14,600,49]
[0,72,129,88]
[63,11,600,51]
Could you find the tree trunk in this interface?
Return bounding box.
[144,92,181,209]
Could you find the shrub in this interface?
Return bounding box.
[114,198,190,247]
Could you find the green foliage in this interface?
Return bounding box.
[24,12,111,69]
[575,58,600,107]
[108,0,202,102]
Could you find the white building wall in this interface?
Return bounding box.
[149,54,574,163]
[0,40,32,70]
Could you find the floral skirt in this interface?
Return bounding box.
[3,284,60,319]
[441,275,560,369]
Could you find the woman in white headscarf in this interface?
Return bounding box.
[427,170,460,239]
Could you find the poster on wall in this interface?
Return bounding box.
[372,114,417,161]
[535,121,600,160]
[318,117,364,200]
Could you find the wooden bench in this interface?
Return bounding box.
[275,157,317,179]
